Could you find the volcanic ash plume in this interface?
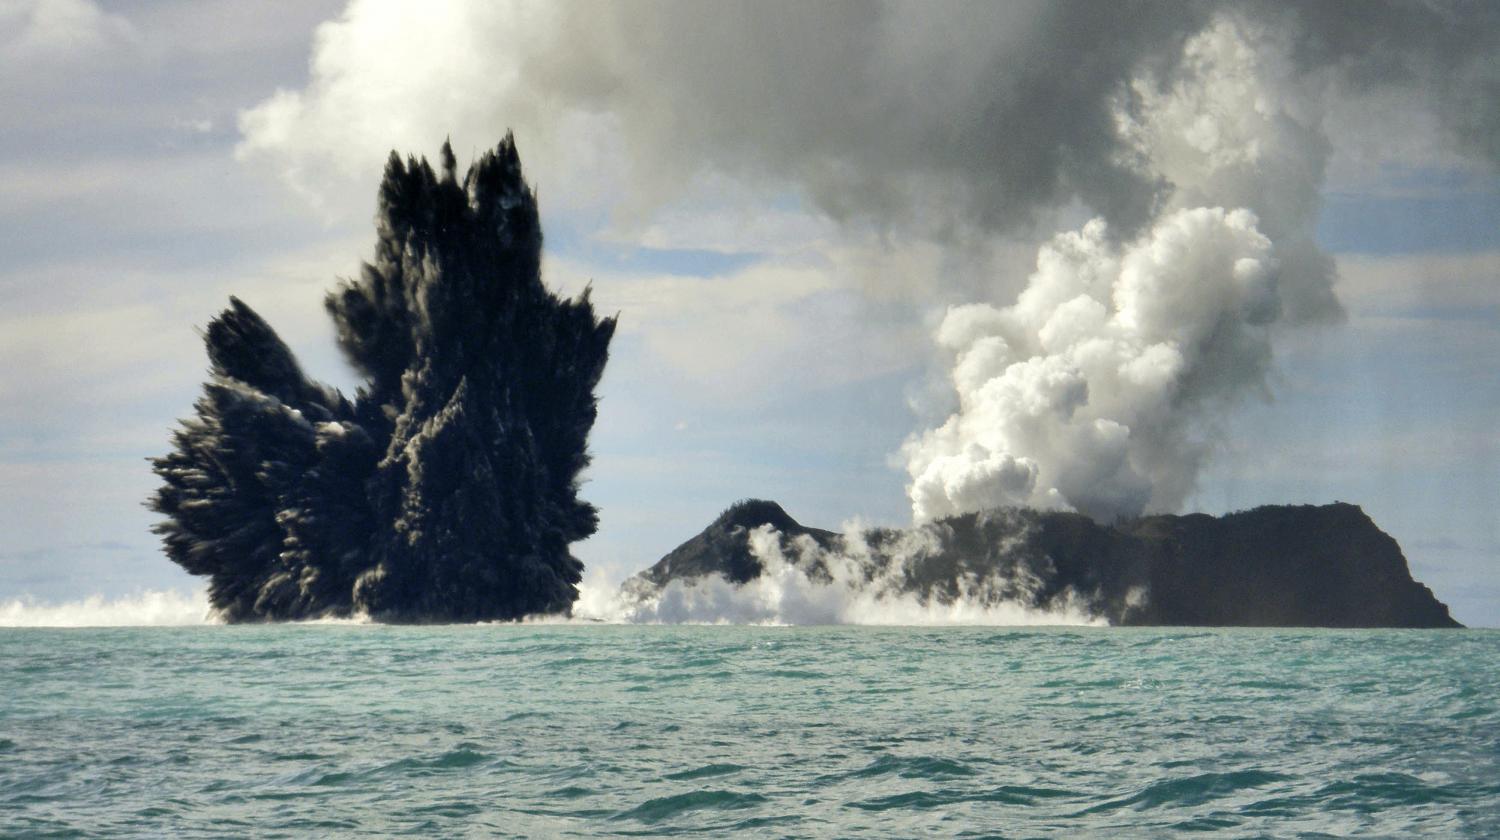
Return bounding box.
[150,137,616,622]
[905,18,1339,523]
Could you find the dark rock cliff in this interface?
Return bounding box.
[637,499,838,588]
[630,500,1461,628]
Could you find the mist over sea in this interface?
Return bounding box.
[3,625,1496,837]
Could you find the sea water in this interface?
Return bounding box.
[2,626,1497,837]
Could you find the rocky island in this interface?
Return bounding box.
[628,499,1461,628]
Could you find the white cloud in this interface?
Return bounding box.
[235,1,608,216]
[0,0,135,67]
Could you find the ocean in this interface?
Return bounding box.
[2,626,1496,838]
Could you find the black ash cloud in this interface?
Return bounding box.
[150,136,616,622]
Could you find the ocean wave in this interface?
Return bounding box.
[0,591,380,627]
[0,589,217,627]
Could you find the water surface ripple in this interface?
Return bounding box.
[2,627,1496,837]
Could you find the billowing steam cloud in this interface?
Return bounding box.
[905,18,1342,521]
[237,1,1500,530]
[151,137,616,622]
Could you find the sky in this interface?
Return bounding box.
[1,0,1498,625]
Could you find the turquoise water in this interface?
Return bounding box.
[2,627,1497,837]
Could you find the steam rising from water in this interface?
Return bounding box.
[2,541,1100,627]
[577,525,1104,627]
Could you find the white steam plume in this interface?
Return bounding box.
[905,17,1338,522]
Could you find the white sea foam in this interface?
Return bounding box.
[573,525,1104,627]
[0,589,218,627]
[0,590,383,627]
[1,567,1098,628]
[8,528,1100,628]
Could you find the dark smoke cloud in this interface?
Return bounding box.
[554,0,1500,231]
[1270,0,1500,168]
[530,0,1210,238]
[151,137,616,622]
